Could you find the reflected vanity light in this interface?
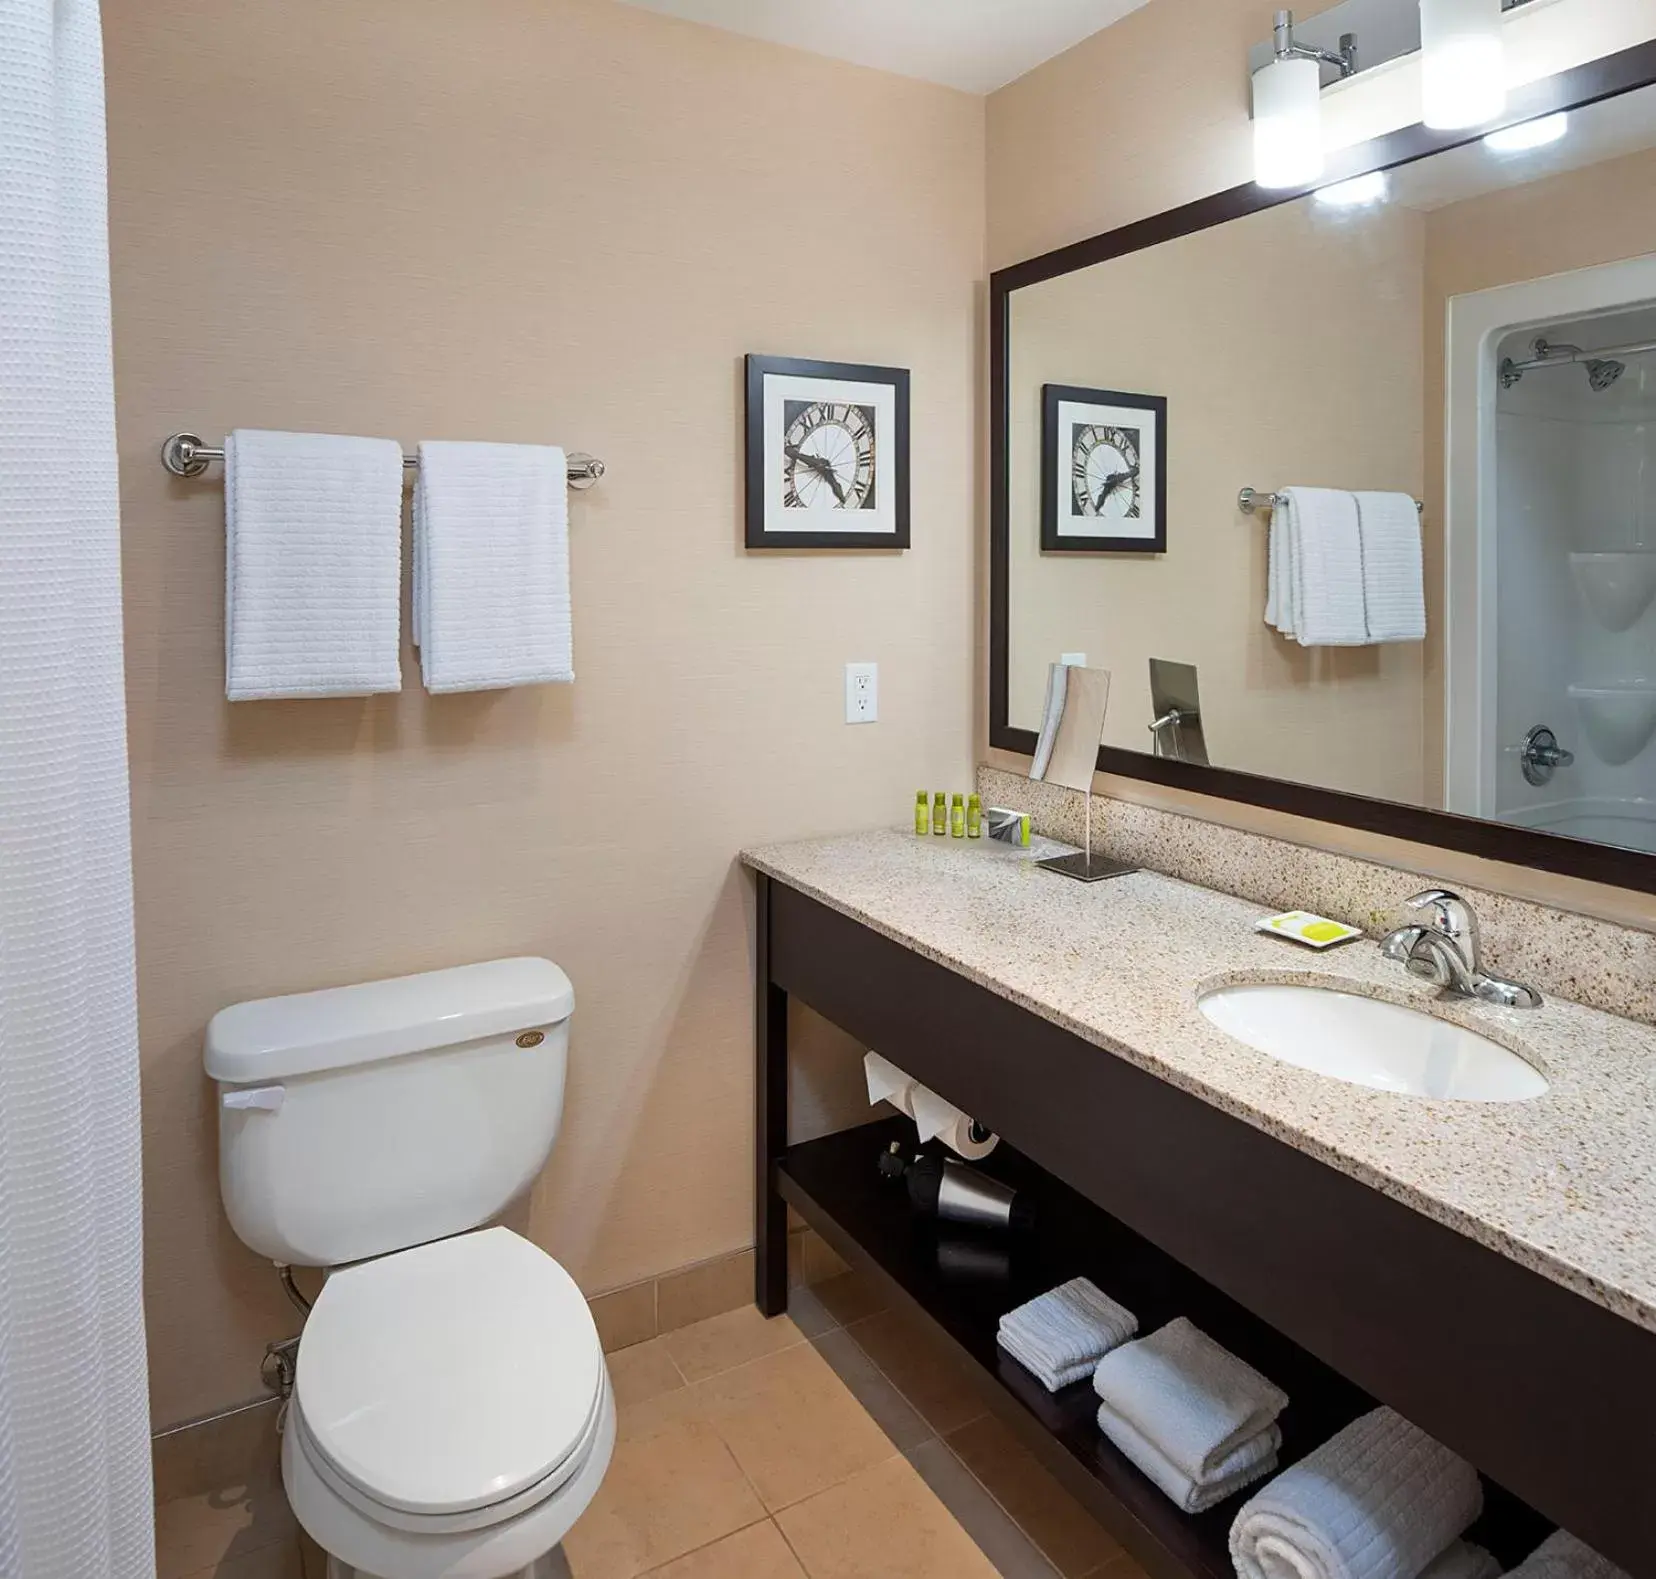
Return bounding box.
[1419,0,1506,130]
[1253,57,1324,188]
[1250,11,1357,190]
[1313,170,1389,208]
[1483,112,1569,153]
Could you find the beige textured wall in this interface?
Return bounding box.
[106,0,983,1427]
[1006,198,1426,803]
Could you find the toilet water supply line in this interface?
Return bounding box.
[261,1264,314,1408]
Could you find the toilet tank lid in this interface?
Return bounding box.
[205,957,574,1084]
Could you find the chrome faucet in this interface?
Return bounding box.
[1379,889,1542,1009]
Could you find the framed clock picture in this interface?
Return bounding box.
[1040,384,1167,553]
[745,354,910,549]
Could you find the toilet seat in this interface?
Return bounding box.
[294,1226,606,1528]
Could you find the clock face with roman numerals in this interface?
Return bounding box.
[1071,423,1141,519]
[783,400,877,511]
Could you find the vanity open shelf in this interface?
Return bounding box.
[779,1116,1547,1579]
[749,853,1656,1578]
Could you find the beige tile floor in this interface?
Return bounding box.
[154,1271,1152,1579]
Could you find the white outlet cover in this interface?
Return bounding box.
[845,662,878,724]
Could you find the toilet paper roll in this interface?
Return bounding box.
[864,1051,998,1161]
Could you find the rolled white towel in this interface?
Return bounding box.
[1419,1541,1502,1579]
[1507,1530,1631,1579]
[1093,1317,1287,1484]
[1097,1401,1280,1514]
[1229,1407,1483,1579]
[997,1278,1138,1391]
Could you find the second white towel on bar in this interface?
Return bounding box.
[1354,490,1426,642]
[1092,1316,1288,1485]
[413,440,573,693]
[1229,1405,1484,1579]
[224,429,405,700]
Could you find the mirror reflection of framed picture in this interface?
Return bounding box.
[745,355,910,549]
[1041,384,1167,553]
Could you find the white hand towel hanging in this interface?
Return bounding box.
[224,429,405,700]
[1354,490,1426,642]
[1266,488,1367,646]
[413,440,573,693]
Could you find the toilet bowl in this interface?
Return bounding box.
[205,958,608,1579]
[281,1228,614,1579]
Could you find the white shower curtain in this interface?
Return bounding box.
[0,2,155,1576]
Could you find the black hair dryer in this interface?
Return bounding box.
[877,1142,1034,1233]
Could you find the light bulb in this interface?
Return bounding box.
[1420,0,1506,130]
[1252,56,1324,189]
[1483,113,1569,153]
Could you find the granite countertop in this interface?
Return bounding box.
[741,828,1656,1334]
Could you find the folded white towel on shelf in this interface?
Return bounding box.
[996,1278,1138,1392]
[1097,1401,1280,1514]
[1092,1317,1288,1485]
[223,429,405,700]
[1265,487,1368,646]
[1354,490,1426,642]
[1507,1529,1631,1579]
[1419,1541,1503,1579]
[1229,1406,1484,1579]
[413,440,572,693]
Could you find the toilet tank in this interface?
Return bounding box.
[205,957,573,1267]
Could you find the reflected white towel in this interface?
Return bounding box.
[223,429,404,699]
[1098,1402,1280,1514]
[413,440,572,692]
[1354,491,1425,642]
[1419,1541,1503,1579]
[1229,1407,1484,1579]
[1267,488,1367,646]
[1507,1530,1631,1579]
[997,1278,1138,1391]
[1093,1318,1287,1483]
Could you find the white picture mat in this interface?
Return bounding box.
[762,372,898,536]
[1055,397,1158,541]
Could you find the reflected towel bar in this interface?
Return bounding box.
[1238,487,1423,517]
[160,432,606,490]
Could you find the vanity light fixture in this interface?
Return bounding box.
[1313,170,1389,208]
[1483,112,1569,153]
[1419,0,1506,130]
[1251,11,1358,190]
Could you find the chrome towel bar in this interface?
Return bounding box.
[160,432,606,490]
[1238,486,1422,517]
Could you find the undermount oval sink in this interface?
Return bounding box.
[1198,984,1547,1102]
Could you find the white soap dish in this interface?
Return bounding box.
[1568,681,1656,765]
[1570,552,1656,633]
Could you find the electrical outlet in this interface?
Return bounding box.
[844,661,878,724]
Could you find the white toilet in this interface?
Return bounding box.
[205,957,612,1579]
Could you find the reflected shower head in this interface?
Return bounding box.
[1586,358,1626,392]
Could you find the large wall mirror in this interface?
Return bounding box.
[990,42,1656,893]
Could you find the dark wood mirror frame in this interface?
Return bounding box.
[989,39,1656,895]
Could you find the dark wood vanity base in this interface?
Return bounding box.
[753,874,1656,1578]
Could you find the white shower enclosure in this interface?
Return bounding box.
[1446,257,1656,855]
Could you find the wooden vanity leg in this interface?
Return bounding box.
[754,873,789,1315]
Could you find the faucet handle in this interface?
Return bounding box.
[1403,889,1479,965]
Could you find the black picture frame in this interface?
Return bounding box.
[745,354,911,550]
[1040,384,1168,554]
[988,40,1656,896]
